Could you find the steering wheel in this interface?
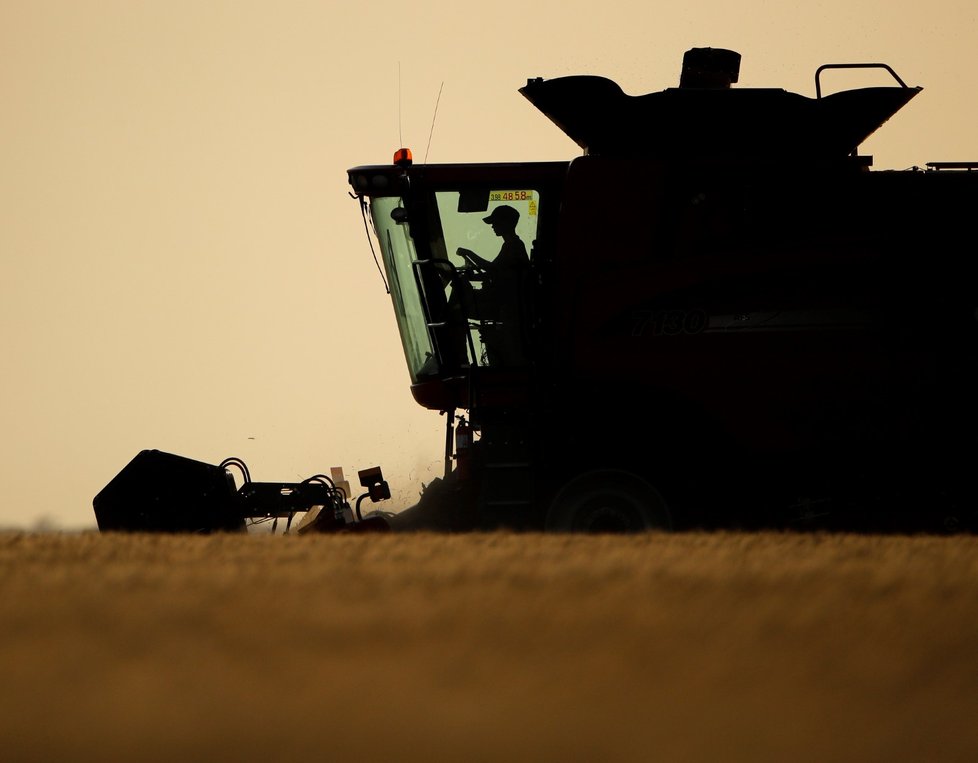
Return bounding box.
[456,248,488,278]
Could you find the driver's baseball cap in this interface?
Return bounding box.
[483,205,520,226]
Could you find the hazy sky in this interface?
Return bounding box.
[2,1,976,529]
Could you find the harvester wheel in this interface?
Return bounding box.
[545,470,672,533]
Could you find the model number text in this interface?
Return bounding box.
[631,308,708,336]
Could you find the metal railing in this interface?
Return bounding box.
[815,63,910,99]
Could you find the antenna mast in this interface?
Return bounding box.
[424,82,444,164]
[397,62,403,147]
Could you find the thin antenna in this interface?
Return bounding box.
[397,62,403,147]
[424,82,444,164]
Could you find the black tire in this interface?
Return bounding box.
[545,469,673,533]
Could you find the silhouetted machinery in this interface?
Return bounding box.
[95,48,977,533]
[93,450,391,533]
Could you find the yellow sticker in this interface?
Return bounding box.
[489,190,534,203]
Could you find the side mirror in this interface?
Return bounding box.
[359,466,391,502]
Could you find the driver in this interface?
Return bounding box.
[456,205,529,282]
[454,204,530,366]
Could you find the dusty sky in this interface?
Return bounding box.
[2,1,976,529]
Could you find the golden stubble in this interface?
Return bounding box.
[1,530,977,762]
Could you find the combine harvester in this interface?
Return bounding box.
[95,48,978,534]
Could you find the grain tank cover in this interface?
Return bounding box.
[519,49,921,158]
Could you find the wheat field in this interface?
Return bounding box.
[1,530,977,762]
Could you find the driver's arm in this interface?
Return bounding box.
[457,247,491,270]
